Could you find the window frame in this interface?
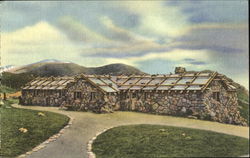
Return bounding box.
[132,92,137,98]
[212,91,220,102]
[144,92,150,100]
[90,92,96,101]
[119,92,127,100]
[74,91,82,100]
[58,90,62,97]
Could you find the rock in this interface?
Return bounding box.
[185,136,192,140]
[152,103,159,110]
[26,151,32,155]
[210,111,216,117]
[181,107,186,113]
[159,129,166,132]
[187,115,197,119]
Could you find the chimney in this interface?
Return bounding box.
[175,67,186,74]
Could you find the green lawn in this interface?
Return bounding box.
[237,90,249,125]
[0,100,69,157]
[239,100,249,125]
[0,85,16,93]
[92,124,249,158]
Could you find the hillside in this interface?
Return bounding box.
[8,61,145,77]
[0,62,145,89]
[29,63,87,76]
[87,64,145,75]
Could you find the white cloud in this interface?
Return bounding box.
[100,16,154,43]
[1,21,81,66]
[118,1,190,37]
[100,16,136,42]
[102,49,210,67]
[2,21,67,45]
[57,16,113,44]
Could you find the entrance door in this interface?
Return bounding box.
[46,97,50,106]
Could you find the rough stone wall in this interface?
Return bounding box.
[119,91,204,117]
[65,79,118,113]
[203,80,246,125]
[21,90,65,106]
[21,78,246,125]
[118,81,246,125]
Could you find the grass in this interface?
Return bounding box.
[239,100,249,125]
[0,85,16,93]
[0,100,69,157]
[237,89,249,103]
[92,124,249,158]
[237,90,249,125]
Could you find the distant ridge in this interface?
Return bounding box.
[0,65,15,73]
[31,59,72,64]
[6,60,146,76]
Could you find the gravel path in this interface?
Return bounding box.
[12,104,249,158]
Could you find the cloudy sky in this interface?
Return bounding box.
[1,1,249,88]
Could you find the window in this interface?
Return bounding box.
[44,90,48,96]
[90,92,96,100]
[213,92,220,102]
[58,91,62,97]
[48,90,53,95]
[144,92,150,100]
[33,90,38,96]
[62,90,66,97]
[132,93,137,98]
[74,92,82,100]
[120,93,125,100]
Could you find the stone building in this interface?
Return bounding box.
[21,76,75,106]
[21,69,246,125]
[21,75,119,113]
[64,74,119,113]
[114,71,245,125]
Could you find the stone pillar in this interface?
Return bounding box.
[175,67,186,74]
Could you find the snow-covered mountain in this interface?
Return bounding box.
[0,65,16,73]
[1,59,72,74]
[28,59,72,65]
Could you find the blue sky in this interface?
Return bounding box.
[1,1,249,88]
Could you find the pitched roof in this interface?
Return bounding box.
[79,74,119,93]
[22,71,237,93]
[22,77,75,90]
[114,71,223,91]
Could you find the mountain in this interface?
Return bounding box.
[29,59,72,64]
[6,59,72,74]
[0,61,145,89]
[28,63,87,76]
[87,63,145,75]
[7,60,145,76]
[36,59,70,63]
[0,65,15,73]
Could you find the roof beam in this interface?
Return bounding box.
[201,72,217,92]
[185,72,201,90]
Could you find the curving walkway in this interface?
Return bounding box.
[12,104,249,158]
